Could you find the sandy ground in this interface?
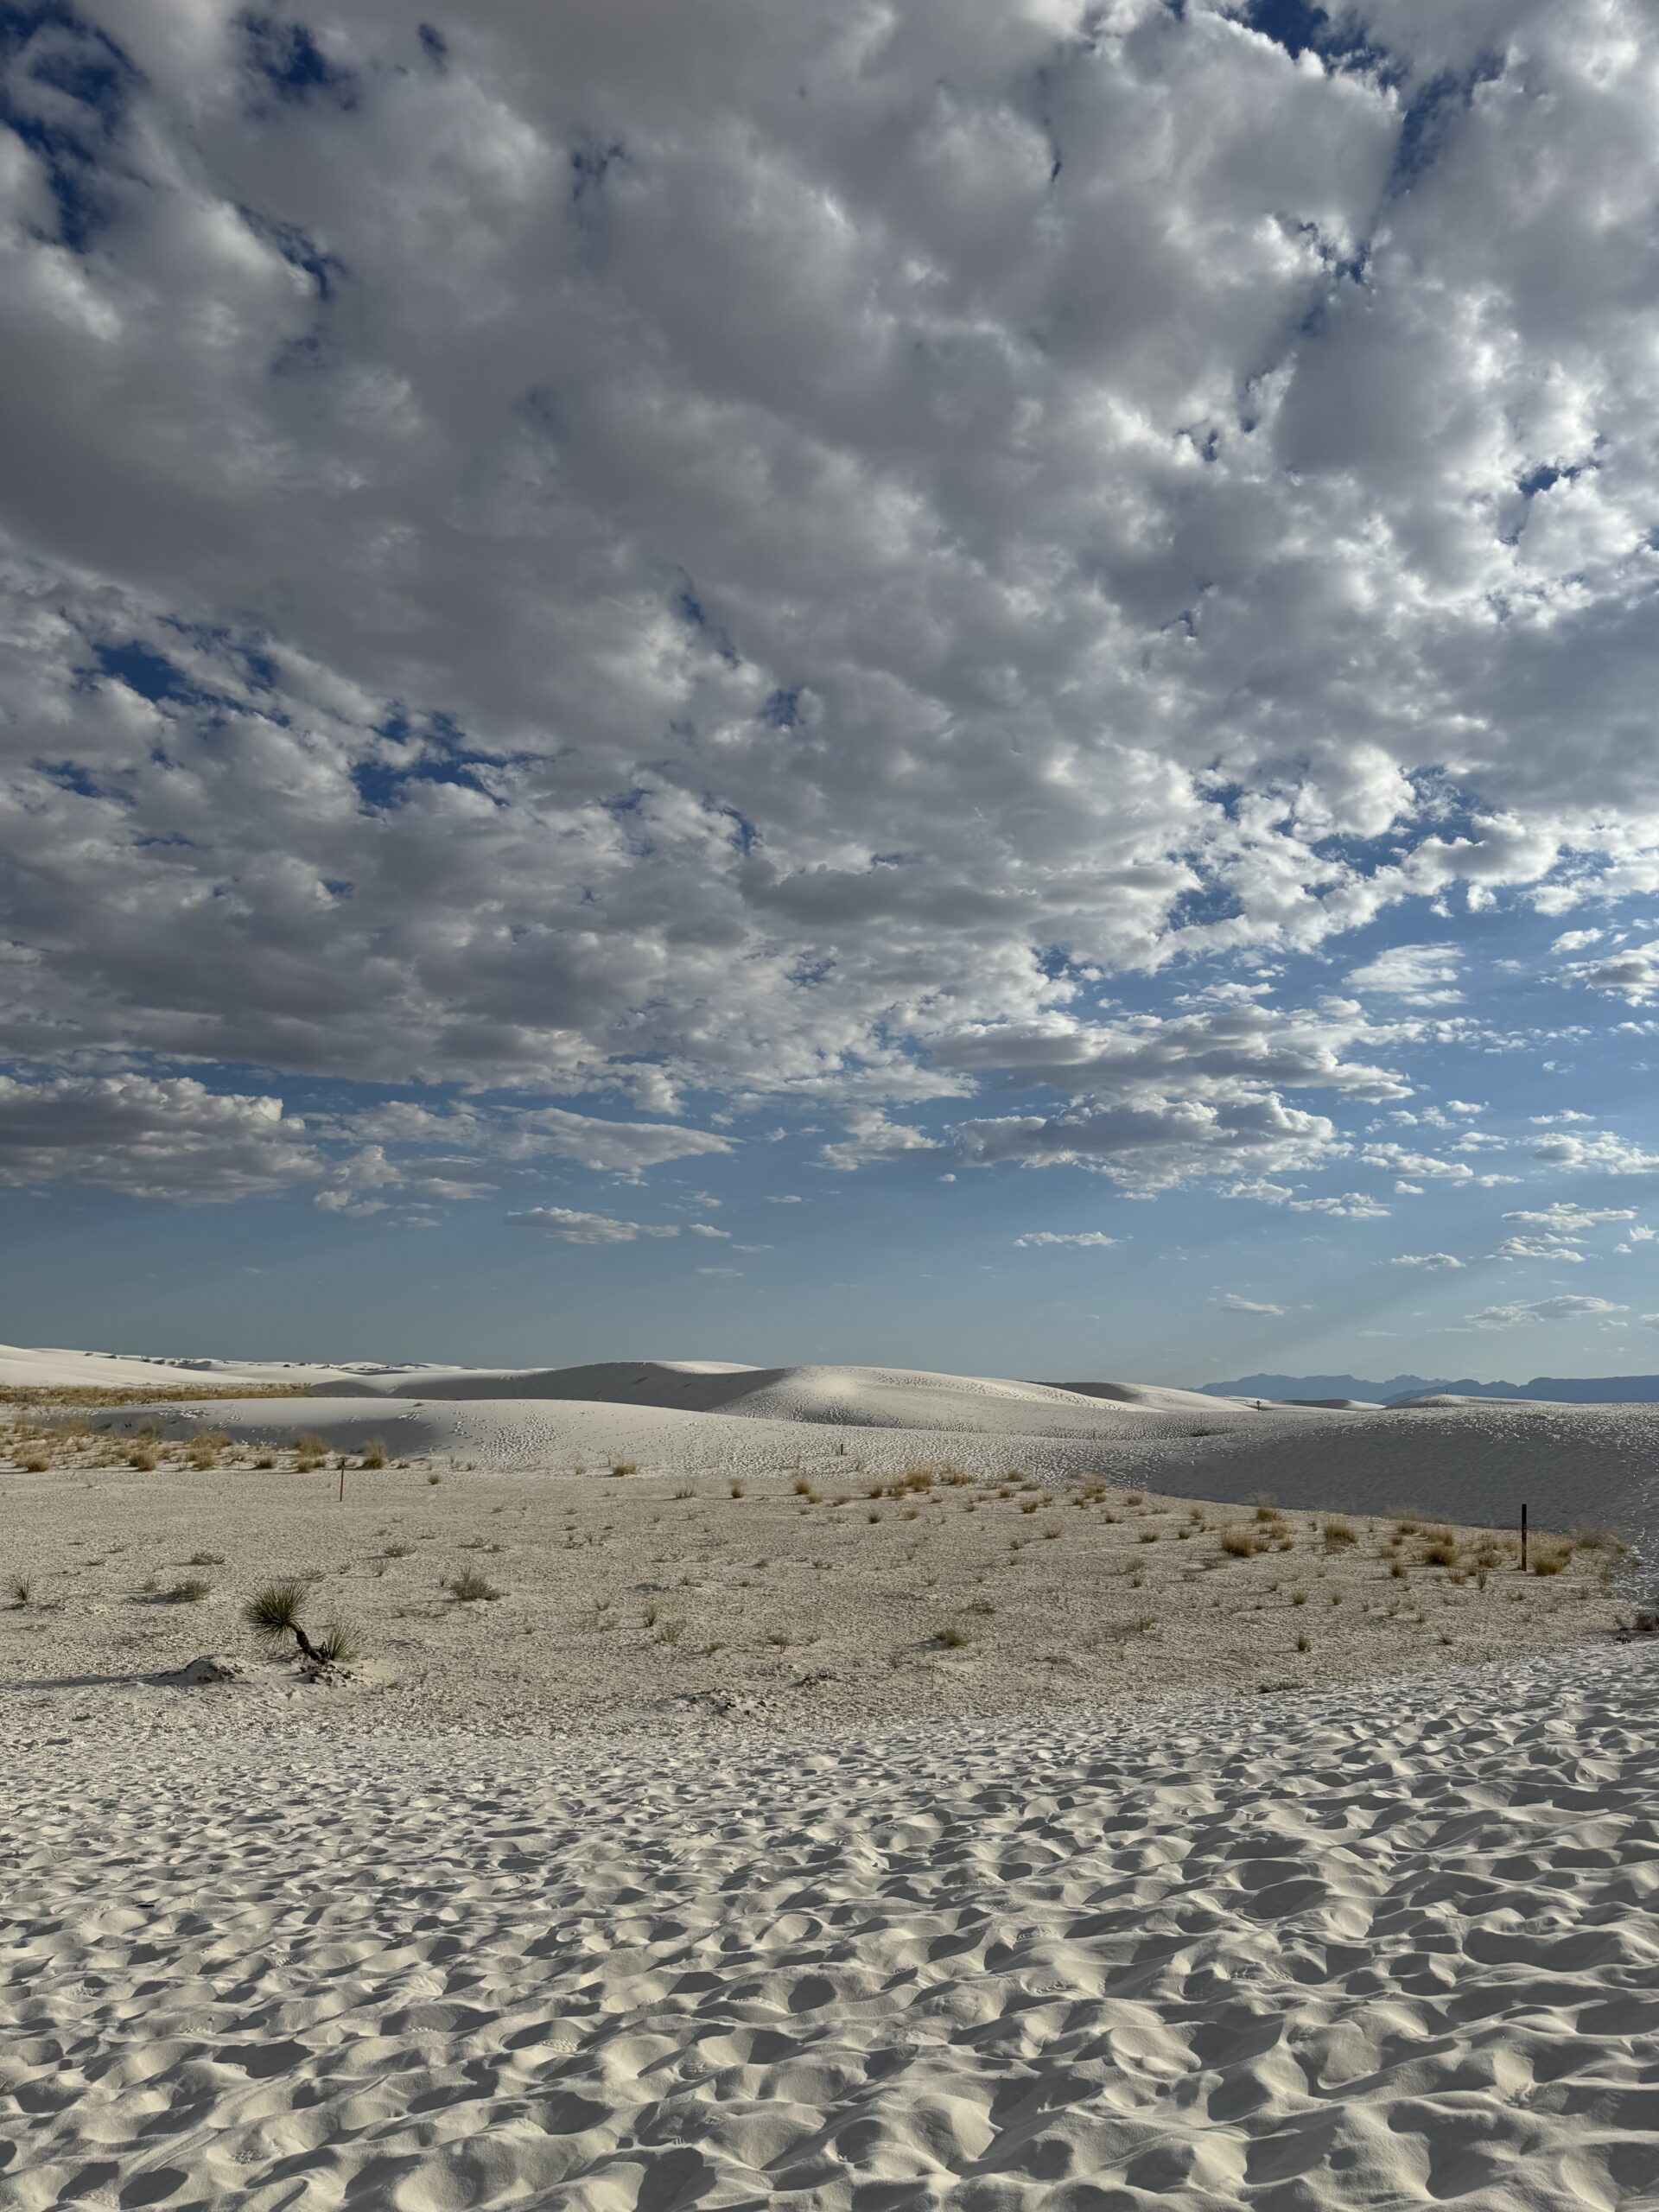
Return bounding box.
[3,1348,1656,2210]
[0,1442,1634,1742]
[6,1644,1658,2211]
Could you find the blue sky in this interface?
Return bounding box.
[4,1,1659,1382]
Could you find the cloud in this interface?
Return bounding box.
[819,1112,942,1172]
[1466,1295,1626,1329]
[1288,1192,1391,1218]
[346,1102,733,1173]
[1359,1144,1475,1184]
[1390,1252,1464,1269]
[4,2,1659,1207]
[1013,1230,1119,1249]
[1501,1203,1636,1235]
[1345,944,1463,1006]
[1560,944,1659,1004]
[504,1206,681,1243]
[1530,1130,1659,1174]
[955,1089,1341,1192]
[0,1073,321,1201]
[1220,1294,1284,1315]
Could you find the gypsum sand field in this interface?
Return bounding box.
[6,1645,1659,2212]
[0,1407,1639,1740]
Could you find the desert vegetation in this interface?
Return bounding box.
[2,1437,1633,1733]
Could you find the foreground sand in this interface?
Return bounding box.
[6,1644,1658,2210]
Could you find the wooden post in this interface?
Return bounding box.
[1521,1502,1528,1572]
[339,1458,346,1505]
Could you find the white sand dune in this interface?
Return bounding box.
[8,1644,1658,2211]
[70,1387,1659,1579]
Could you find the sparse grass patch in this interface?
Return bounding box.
[163,1577,212,1604]
[360,1438,387,1469]
[1321,1519,1357,1550]
[1219,1526,1266,1559]
[445,1567,502,1603]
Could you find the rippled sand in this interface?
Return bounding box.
[6,1646,1657,2210]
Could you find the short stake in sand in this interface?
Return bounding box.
[244,1580,359,1670]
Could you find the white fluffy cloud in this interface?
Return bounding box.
[503,1205,681,1243]
[1391,1252,1464,1270]
[1013,1230,1119,1249]
[1467,1294,1625,1329]
[1345,945,1462,1006]
[5,2,1659,1205]
[1220,1294,1283,1315]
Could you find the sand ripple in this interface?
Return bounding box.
[5,1648,1659,2210]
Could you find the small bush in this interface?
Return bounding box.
[361,1439,388,1469]
[729,1480,745,1498]
[610,1459,637,1478]
[1220,1527,1264,1559]
[1295,1631,1311,1652]
[126,1447,156,1471]
[935,1624,967,1649]
[1291,1589,1308,1606]
[1420,1535,1458,1568]
[9,1576,29,1606]
[654,1617,685,1644]
[164,1578,212,1604]
[21,1453,49,1473]
[188,1551,225,1567]
[1531,1541,1572,1577]
[1321,1519,1357,1549]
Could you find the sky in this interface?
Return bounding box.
[4,0,1659,1382]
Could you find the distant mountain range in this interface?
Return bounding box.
[1201,1371,1659,1406]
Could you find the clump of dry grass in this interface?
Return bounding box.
[360,1438,388,1469]
[1321,1518,1358,1550]
[1219,1525,1267,1559]
[162,1577,212,1604]
[1530,1539,1573,1577]
[445,1566,502,1603]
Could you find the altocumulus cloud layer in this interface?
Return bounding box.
[4,0,1659,1217]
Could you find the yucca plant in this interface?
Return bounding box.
[244,1580,359,1668]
